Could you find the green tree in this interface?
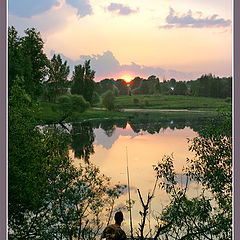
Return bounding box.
[102,90,115,110]
[147,76,160,94]
[132,80,151,95]
[95,79,115,95]
[115,79,128,95]
[71,60,95,103]
[187,113,232,207]
[92,91,100,104]
[21,28,48,99]
[129,77,143,90]
[8,26,24,90]
[9,79,125,240]
[57,94,90,122]
[174,81,188,95]
[8,26,48,99]
[189,80,200,96]
[160,80,170,95]
[155,80,161,94]
[169,78,176,87]
[9,78,70,228]
[47,54,70,102]
[151,113,232,239]
[71,122,95,163]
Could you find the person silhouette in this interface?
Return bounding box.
[101,211,127,240]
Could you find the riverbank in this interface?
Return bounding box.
[36,101,224,124]
[36,94,231,124]
[112,95,231,111]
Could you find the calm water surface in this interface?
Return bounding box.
[68,117,207,234]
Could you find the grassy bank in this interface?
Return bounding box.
[36,99,223,124]
[101,95,231,111]
[36,101,134,124]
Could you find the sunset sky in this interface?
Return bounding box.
[8,0,232,81]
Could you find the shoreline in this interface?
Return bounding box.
[92,107,217,113]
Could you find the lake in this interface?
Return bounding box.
[66,115,209,236]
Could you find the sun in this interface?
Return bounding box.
[121,75,133,83]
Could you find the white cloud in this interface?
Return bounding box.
[8,1,76,37]
[50,50,200,81]
[160,7,231,29]
[107,3,138,16]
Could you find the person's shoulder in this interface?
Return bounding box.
[103,224,114,231]
[119,227,127,238]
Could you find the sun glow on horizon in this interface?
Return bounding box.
[121,75,133,83]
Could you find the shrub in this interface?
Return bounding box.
[113,87,120,97]
[70,95,90,113]
[56,95,90,122]
[225,97,232,103]
[139,102,144,108]
[58,95,90,114]
[144,99,150,106]
[102,90,115,111]
[92,91,100,105]
[133,98,139,105]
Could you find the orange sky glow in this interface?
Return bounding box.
[121,75,134,83]
[9,0,232,81]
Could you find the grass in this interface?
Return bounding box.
[107,95,232,111]
[36,97,225,124]
[36,101,134,124]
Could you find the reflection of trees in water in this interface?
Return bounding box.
[71,122,95,163]
[90,117,207,136]
[128,118,207,134]
[100,121,116,137]
[129,121,162,134]
[69,116,208,163]
[99,119,128,137]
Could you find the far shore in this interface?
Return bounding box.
[92,107,217,113]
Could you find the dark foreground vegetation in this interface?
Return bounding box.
[9,26,232,239]
[9,80,232,239]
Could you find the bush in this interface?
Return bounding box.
[144,99,150,106]
[70,95,90,113]
[57,95,90,114]
[139,102,144,108]
[102,90,115,111]
[56,95,90,122]
[113,87,119,97]
[133,98,139,105]
[92,91,100,105]
[225,97,232,103]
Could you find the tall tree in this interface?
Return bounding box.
[129,77,143,90]
[71,60,95,103]
[169,78,176,87]
[8,27,48,99]
[174,81,188,95]
[8,26,24,89]
[21,28,48,99]
[151,112,232,239]
[9,79,124,240]
[115,79,128,95]
[95,78,115,95]
[47,54,70,102]
[9,78,69,226]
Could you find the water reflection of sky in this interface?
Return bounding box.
[88,122,200,232]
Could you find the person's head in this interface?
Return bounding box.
[114,211,124,225]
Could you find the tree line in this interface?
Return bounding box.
[95,74,232,99]
[9,26,96,105]
[9,26,232,111]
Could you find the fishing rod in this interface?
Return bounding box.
[126,146,134,240]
